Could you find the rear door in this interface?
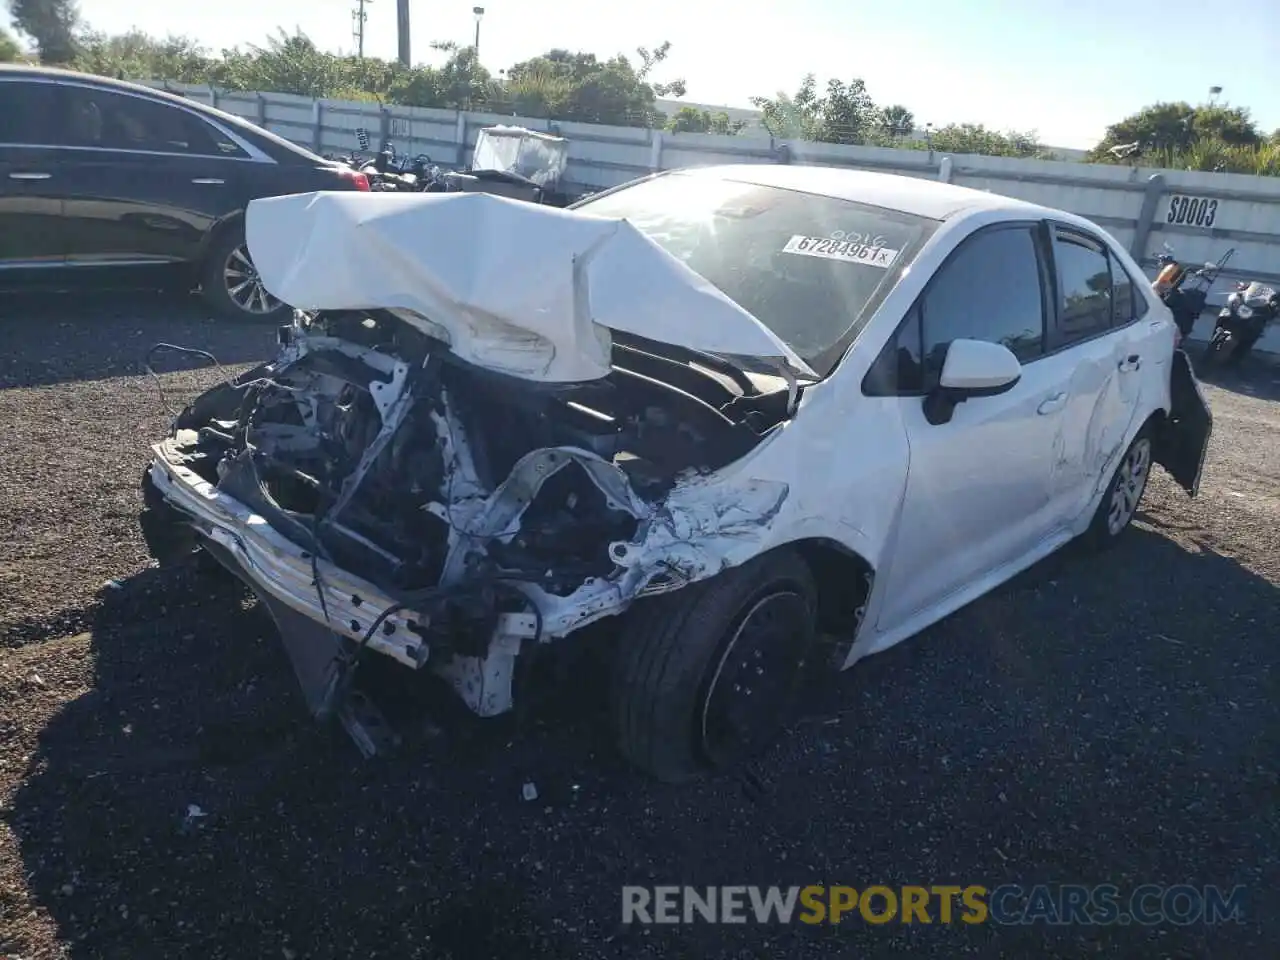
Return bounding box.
[1041,225,1151,523]
[53,83,251,266]
[0,78,63,268]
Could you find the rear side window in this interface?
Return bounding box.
[61,86,240,156]
[1109,252,1149,325]
[1053,230,1113,343]
[0,80,58,146]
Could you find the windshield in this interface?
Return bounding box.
[576,171,937,377]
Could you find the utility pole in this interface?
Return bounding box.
[352,0,372,58]
[396,0,411,66]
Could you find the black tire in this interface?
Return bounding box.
[1082,428,1153,550]
[1199,332,1231,371]
[610,550,818,782]
[199,224,291,322]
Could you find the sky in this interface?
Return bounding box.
[42,0,1280,149]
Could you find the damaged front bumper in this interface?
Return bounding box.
[144,445,538,718]
[142,433,790,745]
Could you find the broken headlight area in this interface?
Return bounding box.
[141,308,795,749]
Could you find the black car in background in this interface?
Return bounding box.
[0,65,371,320]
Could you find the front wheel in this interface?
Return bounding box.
[199,225,291,322]
[611,551,818,782]
[1199,330,1233,371]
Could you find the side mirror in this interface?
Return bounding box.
[923,339,1022,426]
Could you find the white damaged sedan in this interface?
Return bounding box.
[139,165,1212,780]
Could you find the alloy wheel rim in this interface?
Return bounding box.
[224,244,281,315]
[1107,438,1151,535]
[699,589,811,766]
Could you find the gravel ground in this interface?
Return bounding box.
[0,292,1277,959]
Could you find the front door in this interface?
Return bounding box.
[876,223,1068,630]
[0,79,64,269]
[53,83,247,267]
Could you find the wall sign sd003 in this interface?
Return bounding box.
[1165,194,1219,229]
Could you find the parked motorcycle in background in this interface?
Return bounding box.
[327,129,446,193]
[1201,280,1279,368]
[1152,245,1234,341]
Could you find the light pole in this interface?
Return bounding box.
[473,6,485,58]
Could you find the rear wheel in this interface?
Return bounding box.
[200,225,291,322]
[611,551,817,782]
[1083,429,1152,549]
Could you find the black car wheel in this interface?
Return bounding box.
[1082,428,1152,550]
[200,226,290,321]
[611,550,818,782]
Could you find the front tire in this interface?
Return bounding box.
[610,550,817,782]
[1083,430,1152,550]
[200,225,291,322]
[1199,331,1232,371]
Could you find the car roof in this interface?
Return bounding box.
[0,64,325,163]
[675,163,1051,222]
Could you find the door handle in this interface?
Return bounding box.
[1037,392,1068,415]
[1118,354,1141,371]
[190,178,225,185]
[8,171,51,180]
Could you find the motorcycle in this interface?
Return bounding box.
[328,129,447,193]
[1200,280,1279,368]
[1152,245,1234,340]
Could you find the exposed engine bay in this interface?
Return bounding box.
[141,308,797,750]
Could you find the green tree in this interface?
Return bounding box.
[751,74,877,144]
[878,104,914,138]
[1090,101,1197,158]
[505,41,684,125]
[8,0,79,62]
[72,29,211,82]
[750,74,823,140]
[1189,103,1260,147]
[0,24,23,61]
[1088,101,1261,162]
[925,123,1048,159]
[665,106,743,135]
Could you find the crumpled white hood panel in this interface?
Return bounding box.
[245,191,813,383]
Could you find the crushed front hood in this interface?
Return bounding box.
[245,191,816,383]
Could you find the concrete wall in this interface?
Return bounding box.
[153,82,1280,354]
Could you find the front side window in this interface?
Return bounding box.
[864,225,1046,395]
[0,81,58,146]
[61,87,231,156]
[920,226,1046,384]
[1054,230,1113,342]
[575,171,939,377]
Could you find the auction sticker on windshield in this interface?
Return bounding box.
[782,235,900,268]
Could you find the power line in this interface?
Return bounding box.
[352,0,372,58]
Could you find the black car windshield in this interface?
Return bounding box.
[576,171,938,377]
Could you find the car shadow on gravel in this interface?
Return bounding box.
[1192,354,1280,401]
[4,557,620,959]
[0,291,276,390]
[6,521,1279,959]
